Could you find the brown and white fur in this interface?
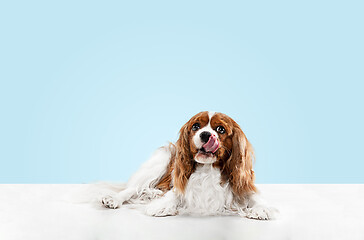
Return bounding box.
[101,111,276,220]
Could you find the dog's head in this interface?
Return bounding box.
[173,111,256,197]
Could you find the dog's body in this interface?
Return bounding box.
[102,111,276,220]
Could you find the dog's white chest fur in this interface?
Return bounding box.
[180,164,234,215]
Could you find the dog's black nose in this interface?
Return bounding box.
[200,131,211,143]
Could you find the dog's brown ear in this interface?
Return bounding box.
[173,121,194,193]
[225,122,257,199]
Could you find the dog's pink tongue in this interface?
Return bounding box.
[203,135,219,153]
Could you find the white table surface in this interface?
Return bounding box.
[0,184,363,240]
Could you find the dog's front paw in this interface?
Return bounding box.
[245,205,277,220]
[101,195,119,209]
[145,201,177,217]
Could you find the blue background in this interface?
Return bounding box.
[1,1,363,183]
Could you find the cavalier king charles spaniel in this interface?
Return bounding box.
[101,111,276,220]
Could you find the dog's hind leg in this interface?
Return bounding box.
[102,145,174,209]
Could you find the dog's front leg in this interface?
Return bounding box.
[243,193,278,220]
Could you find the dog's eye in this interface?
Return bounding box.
[216,126,225,134]
[192,123,200,131]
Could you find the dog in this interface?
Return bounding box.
[101,111,276,220]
